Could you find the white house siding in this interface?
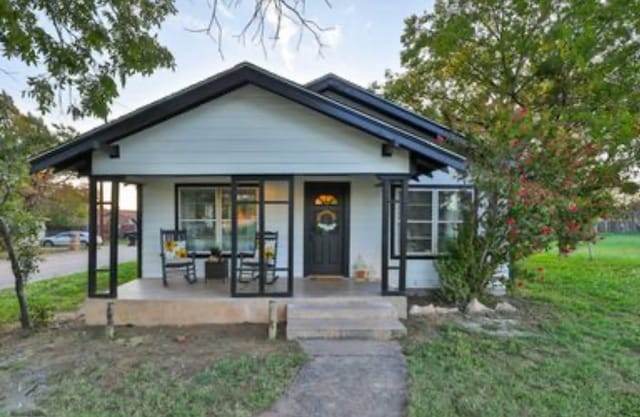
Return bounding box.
[140,176,383,280]
[92,85,410,176]
[139,170,465,289]
[141,180,175,278]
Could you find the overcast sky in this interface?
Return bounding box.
[0,0,434,208]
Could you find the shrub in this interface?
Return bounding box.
[28,295,54,327]
[435,210,501,306]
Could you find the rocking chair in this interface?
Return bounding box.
[160,229,197,287]
[238,231,279,284]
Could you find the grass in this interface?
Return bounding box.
[0,261,137,325]
[404,233,640,417]
[39,349,305,417]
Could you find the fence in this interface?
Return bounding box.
[596,210,640,233]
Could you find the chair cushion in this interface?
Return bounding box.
[164,239,188,260]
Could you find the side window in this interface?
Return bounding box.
[393,187,473,257]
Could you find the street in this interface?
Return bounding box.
[0,245,137,290]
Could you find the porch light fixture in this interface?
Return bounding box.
[109,144,120,159]
[381,143,393,157]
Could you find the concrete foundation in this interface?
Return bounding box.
[80,278,407,326]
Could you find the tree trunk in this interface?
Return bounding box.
[0,218,31,329]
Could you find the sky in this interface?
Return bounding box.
[0,0,435,208]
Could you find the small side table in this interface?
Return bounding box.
[204,260,228,283]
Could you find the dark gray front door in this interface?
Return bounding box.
[304,182,350,276]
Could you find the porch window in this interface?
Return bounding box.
[178,185,258,252]
[393,187,472,257]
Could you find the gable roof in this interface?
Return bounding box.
[306,73,467,146]
[30,62,466,173]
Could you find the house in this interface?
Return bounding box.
[30,63,469,327]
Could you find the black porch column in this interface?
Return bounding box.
[136,184,143,279]
[230,180,238,297]
[88,176,98,297]
[398,177,408,293]
[381,177,390,293]
[380,175,408,295]
[109,180,120,298]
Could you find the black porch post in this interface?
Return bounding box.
[88,176,98,297]
[230,179,238,297]
[398,178,408,292]
[381,177,390,294]
[287,177,294,297]
[109,181,119,298]
[136,184,143,278]
[258,179,265,295]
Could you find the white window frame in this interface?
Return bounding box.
[393,187,473,258]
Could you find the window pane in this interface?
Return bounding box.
[221,188,257,220]
[408,190,432,205]
[438,223,460,252]
[314,194,338,206]
[180,189,215,220]
[408,205,430,220]
[408,238,432,254]
[181,220,216,252]
[393,189,434,256]
[438,191,470,222]
[180,188,215,251]
[221,188,258,251]
[407,222,431,239]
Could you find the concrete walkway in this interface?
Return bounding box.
[261,340,407,417]
[0,245,137,289]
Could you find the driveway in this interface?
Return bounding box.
[0,245,137,290]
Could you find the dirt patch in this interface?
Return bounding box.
[403,295,556,345]
[0,319,296,416]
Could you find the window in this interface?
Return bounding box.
[393,187,472,257]
[314,194,339,206]
[178,186,258,252]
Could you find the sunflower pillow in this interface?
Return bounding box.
[164,239,188,260]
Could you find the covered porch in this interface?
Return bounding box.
[88,174,417,299]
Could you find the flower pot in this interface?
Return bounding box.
[354,269,367,281]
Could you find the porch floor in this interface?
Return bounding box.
[80,277,406,326]
[118,276,383,300]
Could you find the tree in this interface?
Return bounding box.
[1,0,331,120]
[381,0,640,140]
[38,181,89,230]
[1,0,331,328]
[0,93,59,328]
[380,0,639,290]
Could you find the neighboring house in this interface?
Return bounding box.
[30,62,469,300]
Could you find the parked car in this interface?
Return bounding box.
[40,231,103,247]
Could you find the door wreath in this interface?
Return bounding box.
[316,209,338,232]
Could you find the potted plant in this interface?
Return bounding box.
[209,246,222,262]
[353,255,368,281]
[205,246,228,281]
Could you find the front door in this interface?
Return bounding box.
[304,182,350,276]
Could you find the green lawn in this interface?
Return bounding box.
[39,347,305,417]
[0,261,137,325]
[405,233,640,417]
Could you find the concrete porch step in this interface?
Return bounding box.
[286,318,407,340]
[287,300,398,320]
[286,300,406,340]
